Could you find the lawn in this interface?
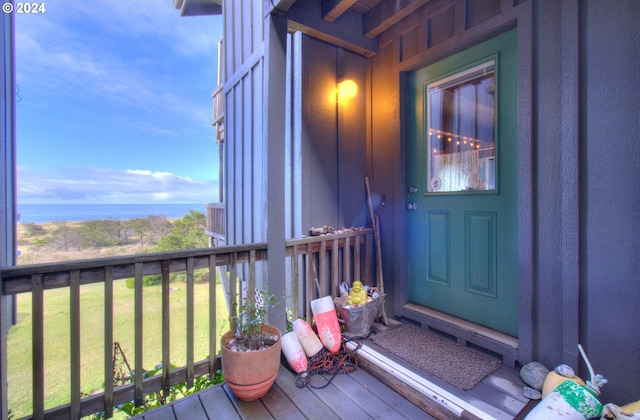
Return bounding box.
[6,278,230,418]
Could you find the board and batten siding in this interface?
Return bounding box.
[365,0,639,405]
[221,0,288,330]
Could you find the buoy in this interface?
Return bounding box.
[281,332,308,373]
[292,318,323,357]
[310,296,341,353]
[525,345,606,419]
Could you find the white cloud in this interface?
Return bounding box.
[17,166,219,204]
[15,0,221,128]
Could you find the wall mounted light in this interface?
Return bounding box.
[337,79,358,100]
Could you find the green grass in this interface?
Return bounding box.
[6,279,230,418]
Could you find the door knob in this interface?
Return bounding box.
[406,203,417,210]
[408,186,418,193]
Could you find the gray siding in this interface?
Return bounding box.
[222,0,287,330]
[222,0,640,404]
[580,0,640,404]
[363,0,640,404]
[299,36,368,233]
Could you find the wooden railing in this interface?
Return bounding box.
[285,228,374,324]
[204,202,225,246]
[211,84,224,142]
[0,228,374,418]
[0,244,266,419]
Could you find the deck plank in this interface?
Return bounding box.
[304,373,375,419]
[141,404,176,420]
[346,368,434,419]
[259,381,305,419]
[273,366,341,419]
[223,384,273,419]
[198,384,241,419]
[482,370,529,403]
[171,395,208,420]
[468,382,527,417]
[330,372,412,419]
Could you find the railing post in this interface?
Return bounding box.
[0,279,8,420]
[32,274,44,418]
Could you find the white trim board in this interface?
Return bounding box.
[346,341,501,420]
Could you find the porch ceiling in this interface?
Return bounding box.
[277,0,431,39]
[273,0,432,57]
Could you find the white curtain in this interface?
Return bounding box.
[433,150,485,191]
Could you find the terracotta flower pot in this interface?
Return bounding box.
[220,324,282,401]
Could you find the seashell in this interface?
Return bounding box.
[522,386,542,400]
[520,361,550,391]
[555,364,575,378]
[339,282,349,295]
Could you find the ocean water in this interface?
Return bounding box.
[17,203,206,224]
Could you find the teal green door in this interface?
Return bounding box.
[407,29,518,336]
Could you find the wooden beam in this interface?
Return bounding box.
[285,0,377,57]
[322,0,359,23]
[363,0,431,39]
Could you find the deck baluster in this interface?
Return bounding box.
[208,255,217,379]
[134,262,144,406]
[161,260,171,399]
[186,257,195,388]
[290,245,300,319]
[104,266,114,418]
[305,244,314,324]
[344,236,351,287]
[228,253,237,333]
[70,269,81,418]
[331,238,339,298]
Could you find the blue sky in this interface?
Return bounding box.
[15,0,223,204]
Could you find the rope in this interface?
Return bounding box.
[295,335,364,389]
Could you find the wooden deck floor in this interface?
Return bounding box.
[132,364,435,420]
[132,317,532,420]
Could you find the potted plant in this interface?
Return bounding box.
[220,290,282,401]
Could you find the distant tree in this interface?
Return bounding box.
[81,218,126,247]
[127,217,152,247]
[149,215,172,238]
[21,222,46,237]
[155,210,207,251]
[51,222,83,252]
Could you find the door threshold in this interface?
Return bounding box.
[400,303,519,367]
[347,341,507,420]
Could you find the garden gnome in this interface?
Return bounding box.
[348,280,368,306]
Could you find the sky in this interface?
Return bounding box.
[15,0,223,204]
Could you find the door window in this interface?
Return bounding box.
[427,60,496,193]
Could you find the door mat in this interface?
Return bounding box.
[370,324,501,390]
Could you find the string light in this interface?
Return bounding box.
[428,128,493,151]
